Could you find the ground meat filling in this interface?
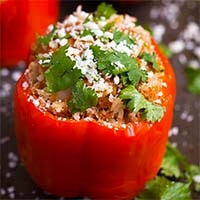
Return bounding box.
[24,4,167,128]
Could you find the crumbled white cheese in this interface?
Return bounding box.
[59,38,68,46]
[66,47,81,58]
[49,40,58,49]
[84,21,99,30]
[90,78,113,97]
[73,112,81,120]
[92,29,103,37]
[107,40,134,56]
[104,31,113,39]
[67,14,78,24]
[80,35,94,42]
[47,24,54,33]
[148,71,154,78]
[157,91,163,97]
[108,93,116,102]
[57,28,66,38]
[114,75,120,85]
[113,61,125,69]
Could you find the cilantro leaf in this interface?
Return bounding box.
[142,24,153,36]
[160,142,200,193]
[44,45,82,92]
[159,43,172,58]
[189,165,200,192]
[103,22,115,32]
[136,176,191,200]
[127,68,147,86]
[160,143,183,178]
[91,45,147,86]
[95,2,116,20]
[91,45,129,75]
[113,30,135,46]
[80,29,95,37]
[68,80,98,114]
[119,85,165,122]
[185,66,200,95]
[136,142,200,199]
[141,102,165,123]
[36,25,57,45]
[161,143,191,178]
[140,52,160,71]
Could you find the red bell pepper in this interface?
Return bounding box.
[0,0,58,67]
[14,38,176,199]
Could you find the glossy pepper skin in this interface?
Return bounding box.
[0,0,58,67]
[14,39,176,199]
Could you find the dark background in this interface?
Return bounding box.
[0,0,200,199]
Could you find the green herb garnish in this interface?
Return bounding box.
[103,22,115,31]
[185,66,200,95]
[140,52,160,71]
[119,85,165,123]
[91,45,147,86]
[113,30,135,46]
[160,143,182,178]
[136,142,200,199]
[44,45,82,92]
[68,80,98,114]
[127,68,147,86]
[36,25,57,46]
[161,143,200,192]
[80,29,95,37]
[94,2,116,20]
[136,176,191,200]
[159,43,172,58]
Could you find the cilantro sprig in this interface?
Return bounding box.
[44,45,82,92]
[80,29,95,37]
[185,66,200,95]
[91,45,147,86]
[136,142,200,200]
[119,85,165,123]
[94,2,116,20]
[113,30,135,46]
[140,52,160,71]
[159,43,172,59]
[136,176,191,200]
[68,80,98,114]
[43,45,98,113]
[161,142,200,191]
[36,25,57,46]
[103,22,115,32]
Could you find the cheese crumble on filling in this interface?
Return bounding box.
[25,3,167,128]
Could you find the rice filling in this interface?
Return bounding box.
[24,3,167,128]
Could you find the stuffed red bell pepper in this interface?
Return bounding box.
[14,3,176,199]
[0,0,58,67]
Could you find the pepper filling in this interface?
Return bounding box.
[24,3,167,128]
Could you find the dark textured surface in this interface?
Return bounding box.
[0,0,200,199]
